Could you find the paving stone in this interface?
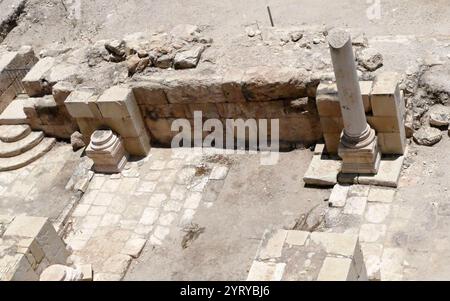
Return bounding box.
[158,212,177,226]
[87,206,108,216]
[148,193,168,208]
[122,204,145,221]
[93,192,113,206]
[100,179,121,192]
[184,192,202,209]
[101,254,132,276]
[246,261,286,281]
[179,209,195,227]
[285,231,309,246]
[139,208,159,225]
[188,177,209,192]
[317,257,356,281]
[153,226,170,241]
[310,232,359,257]
[365,203,391,224]
[381,248,404,281]
[72,204,91,217]
[329,184,349,208]
[164,200,183,212]
[99,213,121,227]
[81,216,102,229]
[108,196,128,214]
[121,238,146,258]
[176,167,196,184]
[143,170,162,181]
[209,166,229,180]
[358,155,405,188]
[136,181,157,194]
[359,224,387,243]
[134,224,153,236]
[149,160,166,170]
[348,185,370,197]
[360,243,383,281]
[368,188,396,203]
[258,230,288,260]
[343,197,367,215]
[119,220,139,230]
[119,178,140,194]
[303,155,341,186]
[170,185,187,201]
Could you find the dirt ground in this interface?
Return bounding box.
[4,0,450,51]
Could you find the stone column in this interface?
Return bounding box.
[328,28,381,174]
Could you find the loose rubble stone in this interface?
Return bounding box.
[428,105,450,127]
[357,48,383,71]
[290,31,303,42]
[413,126,442,146]
[70,131,86,152]
[174,45,205,69]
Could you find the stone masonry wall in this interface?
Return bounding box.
[130,67,322,148]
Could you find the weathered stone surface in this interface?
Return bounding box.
[0,124,30,142]
[428,104,450,127]
[413,126,442,146]
[359,224,387,243]
[357,155,405,188]
[246,261,286,281]
[317,257,356,281]
[303,155,341,187]
[0,131,43,157]
[357,47,383,71]
[329,184,349,208]
[174,45,205,69]
[22,57,55,97]
[70,131,86,151]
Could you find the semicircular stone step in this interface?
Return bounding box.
[0,131,44,158]
[0,138,56,172]
[0,125,32,142]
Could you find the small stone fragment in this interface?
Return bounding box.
[357,48,384,71]
[71,131,86,151]
[290,31,303,42]
[413,126,442,146]
[174,45,205,69]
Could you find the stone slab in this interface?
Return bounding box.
[303,154,342,187]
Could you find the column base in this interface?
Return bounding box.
[338,136,381,174]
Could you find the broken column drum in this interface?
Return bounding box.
[86,129,128,174]
[328,29,381,174]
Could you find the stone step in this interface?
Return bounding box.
[0,98,31,125]
[0,138,55,172]
[0,131,44,158]
[0,124,31,142]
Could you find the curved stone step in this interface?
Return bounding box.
[0,131,44,158]
[0,124,31,142]
[0,138,56,172]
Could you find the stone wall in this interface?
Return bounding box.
[0,215,70,281]
[131,67,322,148]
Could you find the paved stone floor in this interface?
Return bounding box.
[64,148,236,280]
[0,143,82,222]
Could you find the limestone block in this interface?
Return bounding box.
[316,82,341,117]
[258,230,288,260]
[142,103,187,119]
[185,103,220,119]
[320,117,344,133]
[285,231,309,246]
[303,154,342,186]
[367,116,402,133]
[97,86,142,119]
[65,90,101,119]
[76,118,103,141]
[0,47,37,94]
[241,67,308,102]
[131,81,168,105]
[371,74,403,117]
[3,216,69,267]
[22,57,56,97]
[105,116,146,139]
[329,184,350,208]
[145,118,176,145]
[221,68,246,103]
[279,116,322,144]
[317,257,357,281]
[246,261,286,281]
[357,154,405,188]
[359,81,373,113]
[0,84,18,113]
[164,73,227,104]
[0,253,39,281]
[122,133,151,156]
[378,130,406,155]
[52,81,75,106]
[323,132,341,154]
